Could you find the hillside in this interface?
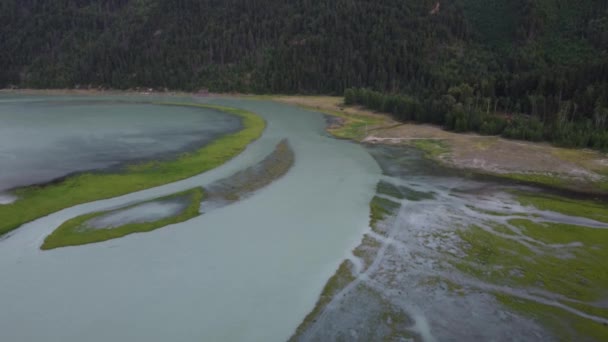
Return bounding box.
[1,1,607,102]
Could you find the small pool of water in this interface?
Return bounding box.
[85,199,191,230]
[0,192,17,204]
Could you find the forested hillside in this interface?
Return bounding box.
[1,0,608,147]
[0,0,466,92]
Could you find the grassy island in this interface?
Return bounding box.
[0,103,265,237]
[41,139,293,249]
[42,188,203,250]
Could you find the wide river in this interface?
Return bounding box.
[3,95,604,341]
[0,95,381,342]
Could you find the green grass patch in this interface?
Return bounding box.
[296,104,386,140]
[401,186,436,202]
[290,260,356,340]
[41,188,203,250]
[496,294,608,342]
[510,218,608,246]
[376,181,405,199]
[491,222,519,236]
[377,180,435,201]
[457,222,608,303]
[498,172,608,196]
[369,195,401,230]
[328,119,371,140]
[454,191,608,339]
[465,204,513,217]
[410,139,450,159]
[0,103,265,237]
[328,112,385,140]
[502,173,568,188]
[376,181,435,201]
[513,191,608,223]
[352,234,382,272]
[455,216,608,340]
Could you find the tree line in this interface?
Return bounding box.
[1,0,607,151]
[345,84,608,151]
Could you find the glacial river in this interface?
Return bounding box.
[1,95,605,341]
[0,96,380,342]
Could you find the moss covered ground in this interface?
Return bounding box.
[455,191,608,340]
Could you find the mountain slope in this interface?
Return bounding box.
[0,0,606,98]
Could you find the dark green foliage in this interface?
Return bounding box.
[370,195,401,228]
[376,181,405,200]
[1,0,607,151]
[0,0,466,93]
[348,86,608,150]
[337,1,608,150]
[502,115,544,142]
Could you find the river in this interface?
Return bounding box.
[0,96,380,342]
[1,95,606,341]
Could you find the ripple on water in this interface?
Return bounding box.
[294,145,608,341]
[0,193,17,205]
[84,199,190,230]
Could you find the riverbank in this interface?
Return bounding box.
[293,144,608,341]
[41,139,295,250]
[41,188,204,250]
[273,96,608,195]
[0,97,381,342]
[0,102,265,237]
[4,89,606,194]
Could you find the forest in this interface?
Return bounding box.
[1,0,607,148]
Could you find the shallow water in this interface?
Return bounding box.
[296,145,608,341]
[0,96,380,342]
[0,97,241,191]
[2,95,604,341]
[85,198,191,230]
[0,192,17,204]
[297,146,548,341]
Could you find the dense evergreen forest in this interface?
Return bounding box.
[1,0,608,148]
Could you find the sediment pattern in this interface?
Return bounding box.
[293,145,608,341]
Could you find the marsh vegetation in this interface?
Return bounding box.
[0,101,265,237]
[294,145,608,341]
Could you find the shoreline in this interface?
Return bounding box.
[0,88,198,97]
[272,96,608,196]
[4,89,608,195]
[0,101,266,237]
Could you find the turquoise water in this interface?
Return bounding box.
[0,96,381,342]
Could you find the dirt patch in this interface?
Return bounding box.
[367,124,607,188]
